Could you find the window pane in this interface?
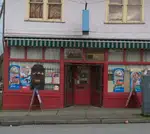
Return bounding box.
[143,50,150,62]
[108,65,125,92]
[108,49,123,61]
[108,65,143,93]
[45,48,60,60]
[86,49,104,61]
[76,66,89,85]
[64,49,83,60]
[9,62,60,91]
[27,47,42,59]
[126,50,140,62]
[128,0,141,5]
[30,0,43,18]
[110,0,122,4]
[10,47,25,59]
[127,6,141,21]
[109,5,123,21]
[48,4,61,19]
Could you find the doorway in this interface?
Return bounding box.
[64,64,104,107]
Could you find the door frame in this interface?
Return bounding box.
[90,64,104,107]
[64,64,74,107]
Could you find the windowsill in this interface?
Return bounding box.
[104,21,145,24]
[24,18,65,23]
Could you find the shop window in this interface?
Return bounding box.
[10,47,25,59]
[64,49,83,60]
[27,47,42,59]
[143,50,150,62]
[108,65,144,93]
[108,49,123,62]
[126,50,140,62]
[85,49,104,61]
[45,48,60,60]
[75,66,89,85]
[9,62,60,91]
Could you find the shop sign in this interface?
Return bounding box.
[113,68,124,92]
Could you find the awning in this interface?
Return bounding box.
[5,37,150,49]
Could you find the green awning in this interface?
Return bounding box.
[5,37,150,49]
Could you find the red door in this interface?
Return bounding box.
[64,65,74,107]
[74,65,91,105]
[91,65,104,107]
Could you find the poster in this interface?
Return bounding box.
[113,68,124,92]
[45,70,53,84]
[130,72,141,92]
[20,65,31,90]
[9,65,20,90]
[52,73,60,84]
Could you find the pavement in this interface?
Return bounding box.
[0,106,149,126]
[1,124,150,134]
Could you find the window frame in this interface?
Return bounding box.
[105,0,144,24]
[8,47,61,91]
[26,0,64,22]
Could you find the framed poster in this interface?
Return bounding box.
[130,71,141,92]
[9,65,20,90]
[113,68,124,92]
[20,65,31,90]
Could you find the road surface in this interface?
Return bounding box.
[0,124,149,134]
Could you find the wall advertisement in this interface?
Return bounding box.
[113,68,124,92]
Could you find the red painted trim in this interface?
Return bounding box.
[60,48,64,107]
[103,62,108,97]
[8,47,10,58]
[3,42,9,92]
[123,49,126,62]
[105,49,108,61]
[9,59,60,63]
[64,60,105,64]
[141,49,144,62]
[108,62,150,65]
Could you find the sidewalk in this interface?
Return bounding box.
[0,106,149,126]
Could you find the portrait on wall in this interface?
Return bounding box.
[113,68,124,92]
[9,65,20,90]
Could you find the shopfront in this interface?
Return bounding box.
[3,38,150,109]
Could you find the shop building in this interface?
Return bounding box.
[2,0,150,109]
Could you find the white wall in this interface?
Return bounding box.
[4,0,150,39]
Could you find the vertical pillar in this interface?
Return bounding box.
[3,41,9,109]
[60,48,64,108]
[103,49,108,107]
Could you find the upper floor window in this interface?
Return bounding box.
[106,0,144,23]
[48,0,62,20]
[28,0,62,21]
[29,0,43,18]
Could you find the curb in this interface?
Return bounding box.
[0,118,150,126]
